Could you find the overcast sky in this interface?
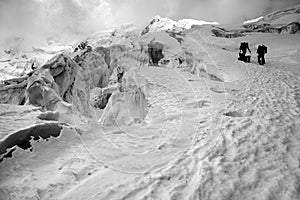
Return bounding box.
[0,0,299,41]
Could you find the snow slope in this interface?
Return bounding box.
[0,5,300,200]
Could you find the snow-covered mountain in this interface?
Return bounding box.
[142,15,219,34]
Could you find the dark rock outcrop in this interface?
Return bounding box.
[211,29,245,38]
[148,40,164,66]
[278,22,300,34]
[243,22,300,34]
[167,31,184,44]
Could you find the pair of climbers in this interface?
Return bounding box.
[238,42,268,65]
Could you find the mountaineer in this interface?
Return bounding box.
[257,44,268,65]
[238,42,251,62]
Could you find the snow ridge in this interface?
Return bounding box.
[143,15,220,34]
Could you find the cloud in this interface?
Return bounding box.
[0,0,110,43]
[164,0,299,23]
[0,0,298,43]
[107,0,299,25]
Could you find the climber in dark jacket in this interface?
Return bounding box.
[257,45,267,65]
[238,42,251,62]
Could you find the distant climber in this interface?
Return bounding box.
[238,42,251,62]
[257,44,267,65]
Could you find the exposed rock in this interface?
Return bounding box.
[243,22,300,34]
[280,22,300,34]
[167,31,184,44]
[211,29,245,38]
[243,23,271,31]
[148,40,164,66]
[141,25,150,35]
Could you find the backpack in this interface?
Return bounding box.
[263,45,267,53]
[257,45,261,54]
[240,42,248,50]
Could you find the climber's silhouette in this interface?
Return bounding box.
[257,45,267,65]
[238,42,251,62]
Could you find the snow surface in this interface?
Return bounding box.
[0,5,300,200]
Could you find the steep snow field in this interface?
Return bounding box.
[0,5,300,200]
